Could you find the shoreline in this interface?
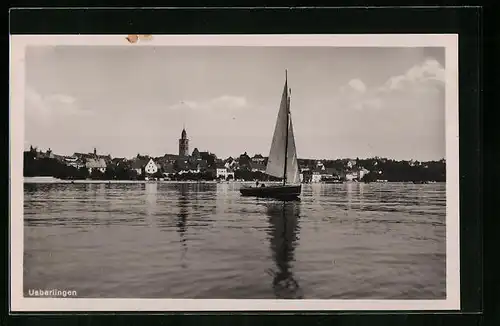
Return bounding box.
[23,177,265,185]
[23,177,444,185]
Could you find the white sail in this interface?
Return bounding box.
[285,111,301,184]
[265,80,300,184]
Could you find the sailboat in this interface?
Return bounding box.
[240,70,302,200]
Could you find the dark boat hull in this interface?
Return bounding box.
[240,184,301,200]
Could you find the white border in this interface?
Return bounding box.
[9,34,460,312]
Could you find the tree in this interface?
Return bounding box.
[90,169,104,180]
[78,167,89,179]
[153,170,164,179]
[104,165,117,179]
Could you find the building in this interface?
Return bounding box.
[299,168,312,183]
[144,158,159,175]
[111,157,127,167]
[346,159,357,169]
[130,158,147,175]
[238,152,251,169]
[224,157,239,170]
[357,167,370,180]
[129,158,159,176]
[64,156,85,169]
[74,148,111,165]
[251,154,265,164]
[188,159,208,173]
[175,158,190,173]
[311,171,322,183]
[215,163,235,180]
[191,148,201,161]
[86,158,107,173]
[179,128,189,157]
[316,160,325,171]
[250,161,266,172]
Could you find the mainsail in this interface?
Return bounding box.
[265,76,300,184]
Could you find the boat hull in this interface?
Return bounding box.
[240,184,301,200]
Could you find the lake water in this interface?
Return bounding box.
[23,182,446,299]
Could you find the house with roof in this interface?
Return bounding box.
[86,158,107,173]
[199,151,217,169]
[74,152,94,161]
[191,148,201,161]
[251,154,265,164]
[162,153,179,164]
[357,167,370,180]
[346,159,358,169]
[250,161,266,173]
[111,157,127,167]
[130,158,148,175]
[215,162,235,180]
[224,157,239,170]
[98,155,112,165]
[35,148,55,159]
[238,152,251,169]
[130,158,159,176]
[175,158,191,174]
[144,158,159,175]
[344,166,369,181]
[318,167,342,180]
[64,155,85,169]
[311,170,322,183]
[187,159,208,174]
[315,160,326,171]
[161,162,176,177]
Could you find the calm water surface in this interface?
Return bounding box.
[24,182,446,299]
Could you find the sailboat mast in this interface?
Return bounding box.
[283,70,290,186]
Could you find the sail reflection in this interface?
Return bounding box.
[265,200,303,299]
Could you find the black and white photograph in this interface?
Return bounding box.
[10,34,459,311]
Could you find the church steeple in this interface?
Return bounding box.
[179,126,189,157]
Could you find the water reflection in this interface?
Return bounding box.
[144,183,157,217]
[177,184,189,266]
[346,181,353,210]
[265,200,303,299]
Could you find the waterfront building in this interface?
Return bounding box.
[215,163,235,180]
[130,157,159,176]
[86,158,107,174]
[144,158,159,175]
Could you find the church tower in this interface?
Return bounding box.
[179,127,189,157]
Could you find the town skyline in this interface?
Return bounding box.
[25,139,445,163]
[25,46,446,161]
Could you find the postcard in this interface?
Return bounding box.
[10,34,459,312]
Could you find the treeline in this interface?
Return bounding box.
[24,152,89,179]
[24,153,141,180]
[24,152,445,182]
[361,161,445,182]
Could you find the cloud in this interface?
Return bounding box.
[25,86,93,121]
[168,95,249,111]
[347,79,367,93]
[338,79,380,111]
[338,58,445,111]
[380,58,445,92]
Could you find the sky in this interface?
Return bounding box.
[24,45,446,161]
